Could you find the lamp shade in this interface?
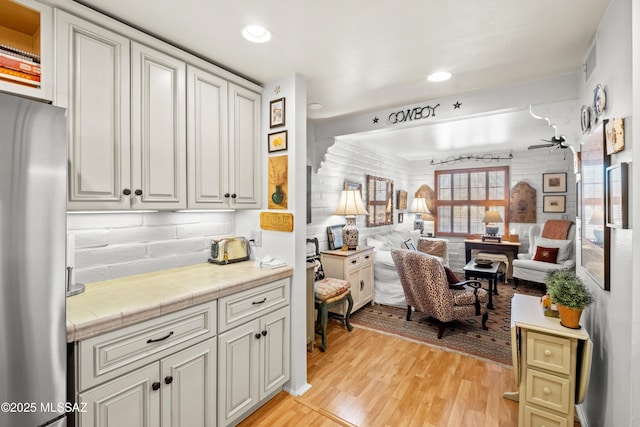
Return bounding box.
[409,197,430,214]
[482,210,503,223]
[334,190,369,216]
[589,210,604,225]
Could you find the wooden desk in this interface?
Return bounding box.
[464,239,521,263]
[505,294,592,426]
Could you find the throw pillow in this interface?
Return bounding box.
[418,239,446,260]
[367,237,390,252]
[534,237,572,262]
[443,266,459,284]
[534,246,559,264]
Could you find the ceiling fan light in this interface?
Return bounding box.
[242,25,271,43]
[308,103,323,110]
[427,71,452,82]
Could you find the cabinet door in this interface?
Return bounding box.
[218,320,259,426]
[131,41,186,209]
[56,11,132,210]
[228,83,260,209]
[186,65,229,208]
[359,261,374,307]
[161,339,216,427]
[346,269,361,309]
[259,307,290,399]
[79,364,160,427]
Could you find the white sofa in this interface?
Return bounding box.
[512,223,576,286]
[367,229,449,307]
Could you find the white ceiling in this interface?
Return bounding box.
[76,0,610,155]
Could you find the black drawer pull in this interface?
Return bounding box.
[152,382,161,391]
[252,298,267,305]
[364,255,370,260]
[351,259,357,264]
[165,376,173,385]
[147,331,174,344]
[262,330,268,337]
[255,333,261,339]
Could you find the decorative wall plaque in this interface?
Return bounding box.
[260,212,294,232]
[510,182,537,223]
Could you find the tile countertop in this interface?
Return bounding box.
[66,261,293,343]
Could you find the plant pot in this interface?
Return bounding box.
[556,304,583,329]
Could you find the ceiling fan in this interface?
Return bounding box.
[528,135,569,151]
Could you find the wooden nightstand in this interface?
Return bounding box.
[321,246,374,314]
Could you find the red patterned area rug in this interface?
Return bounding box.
[350,282,545,367]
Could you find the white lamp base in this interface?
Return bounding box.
[342,216,359,250]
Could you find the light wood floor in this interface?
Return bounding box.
[240,319,524,426]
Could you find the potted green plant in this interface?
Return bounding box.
[545,270,594,329]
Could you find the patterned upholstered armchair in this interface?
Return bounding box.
[391,249,489,339]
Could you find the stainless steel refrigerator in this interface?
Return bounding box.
[0,92,67,427]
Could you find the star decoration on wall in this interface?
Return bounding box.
[274,86,281,95]
[453,101,462,109]
[373,117,379,124]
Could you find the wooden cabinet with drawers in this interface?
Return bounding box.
[321,246,374,313]
[506,294,592,427]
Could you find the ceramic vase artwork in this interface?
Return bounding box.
[271,185,285,205]
[556,304,583,329]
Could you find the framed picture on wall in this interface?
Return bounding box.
[543,195,566,213]
[269,97,285,128]
[542,172,567,193]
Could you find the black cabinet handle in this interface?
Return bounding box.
[360,280,365,291]
[252,298,267,305]
[351,259,357,264]
[261,330,267,337]
[231,193,237,199]
[164,376,173,385]
[255,333,261,339]
[152,382,161,391]
[224,193,230,198]
[147,331,174,344]
[135,189,142,196]
[123,188,131,195]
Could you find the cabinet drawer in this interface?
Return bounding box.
[218,278,290,333]
[359,251,374,266]
[525,368,571,414]
[524,404,569,427]
[78,301,216,391]
[526,331,571,375]
[345,255,361,271]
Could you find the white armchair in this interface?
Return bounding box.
[512,222,576,287]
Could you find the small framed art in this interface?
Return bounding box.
[327,224,345,250]
[606,163,628,229]
[543,195,566,213]
[268,130,288,153]
[270,97,285,128]
[542,172,567,193]
[396,190,407,209]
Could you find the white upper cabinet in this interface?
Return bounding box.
[187,65,229,208]
[131,41,186,210]
[187,67,261,209]
[228,83,261,209]
[56,10,132,210]
[0,0,53,101]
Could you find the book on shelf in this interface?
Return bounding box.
[0,66,41,86]
[0,53,41,76]
[0,43,40,63]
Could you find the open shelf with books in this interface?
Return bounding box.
[0,0,52,100]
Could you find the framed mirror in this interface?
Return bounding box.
[366,175,394,226]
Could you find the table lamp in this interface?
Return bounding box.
[483,210,503,236]
[334,190,369,250]
[410,197,431,233]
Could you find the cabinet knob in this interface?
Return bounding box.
[544,349,552,356]
[164,376,173,385]
[231,193,237,199]
[543,387,551,395]
[255,333,261,339]
[152,382,161,391]
[261,330,267,337]
[351,260,357,264]
[360,280,365,291]
[123,188,131,196]
[224,193,230,198]
[135,189,143,196]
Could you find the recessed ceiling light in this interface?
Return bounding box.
[242,25,271,43]
[427,71,452,82]
[308,103,323,110]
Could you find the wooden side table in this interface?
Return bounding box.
[505,294,592,426]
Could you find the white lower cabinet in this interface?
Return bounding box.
[79,339,215,427]
[217,280,291,426]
